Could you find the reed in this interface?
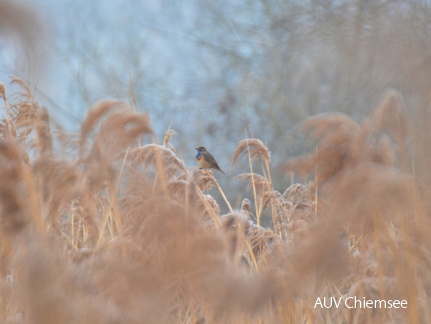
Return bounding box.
[0,78,429,324]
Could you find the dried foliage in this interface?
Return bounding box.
[236,173,276,215]
[128,144,186,178]
[0,77,430,324]
[282,91,410,191]
[2,1,431,322]
[232,138,271,166]
[163,127,177,152]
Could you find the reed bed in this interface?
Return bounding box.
[0,79,430,324]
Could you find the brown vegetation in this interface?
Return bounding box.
[0,78,430,323]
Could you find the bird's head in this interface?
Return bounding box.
[195,146,206,157]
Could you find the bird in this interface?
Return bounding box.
[195,146,225,174]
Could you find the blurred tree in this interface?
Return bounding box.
[28,0,431,207]
[188,0,431,187]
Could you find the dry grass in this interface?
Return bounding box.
[1,1,430,322]
[1,77,430,324]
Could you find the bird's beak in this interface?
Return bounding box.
[195,147,198,150]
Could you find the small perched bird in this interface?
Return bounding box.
[195,146,225,174]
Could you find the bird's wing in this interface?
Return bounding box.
[206,153,224,173]
[205,153,220,167]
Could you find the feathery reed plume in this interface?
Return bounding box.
[232,138,271,166]
[233,138,273,223]
[220,212,250,261]
[34,107,52,156]
[284,91,412,191]
[247,222,281,263]
[10,76,33,100]
[191,168,217,191]
[236,173,276,216]
[1,77,40,141]
[163,126,177,152]
[129,144,187,179]
[202,193,221,219]
[367,90,410,141]
[79,100,129,150]
[32,157,82,231]
[79,102,152,192]
[281,113,360,188]
[95,110,152,154]
[165,178,220,222]
[232,138,271,164]
[281,183,313,210]
[240,198,253,221]
[365,89,410,169]
[190,168,232,214]
[0,82,5,99]
[275,184,315,241]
